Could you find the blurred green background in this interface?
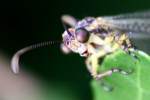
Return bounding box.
[0,0,150,99]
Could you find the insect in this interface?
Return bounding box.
[11,10,150,81]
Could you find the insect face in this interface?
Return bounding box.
[61,17,96,56]
[62,28,88,57]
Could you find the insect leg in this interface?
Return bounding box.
[123,35,139,60]
[95,68,133,80]
[85,56,93,74]
[85,55,99,77]
[128,48,139,60]
[86,55,113,91]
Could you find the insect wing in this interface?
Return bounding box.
[101,10,150,39]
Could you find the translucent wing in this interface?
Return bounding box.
[101,11,150,53]
[104,10,150,19]
[101,10,150,39]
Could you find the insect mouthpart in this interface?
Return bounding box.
[81,50,89,57]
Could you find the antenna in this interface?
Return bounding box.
[62,20,72,36]
[11,41,60,74]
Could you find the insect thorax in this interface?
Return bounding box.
[85,18,132,55]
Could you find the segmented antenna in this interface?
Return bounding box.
[63,24,72,36]
[62,19,72,36]
[11,41,60,74]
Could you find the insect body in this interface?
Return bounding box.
[61,16,134,79]
[11,11,150,81]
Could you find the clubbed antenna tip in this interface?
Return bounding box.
[11,46,32,74]
[10,41,60,74]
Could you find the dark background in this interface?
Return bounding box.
[0,0,150,99]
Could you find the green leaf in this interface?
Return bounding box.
[91,50,150,100]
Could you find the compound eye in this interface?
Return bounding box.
[75,28,90,43]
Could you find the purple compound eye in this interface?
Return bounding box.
[75,28,90,43]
